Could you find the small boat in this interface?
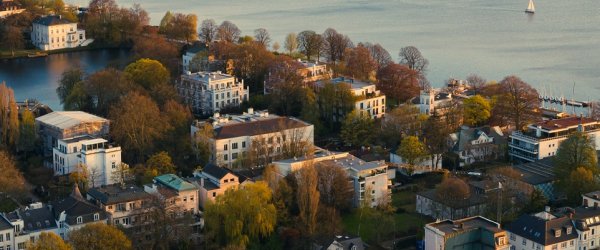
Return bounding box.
[525,0,535,13]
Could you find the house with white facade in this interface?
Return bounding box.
[52,136,124,187]
[315,77,386,121]
[31,15,87,51]
[177,71,249,115]
[0,215,14,250]
[86,184,153,229]
[0,0,24,18]
[191,108,314,167]
[506,211,577,250]
[272,148,393,208]
[144,174,199,216]
[509,117,600,162]
[50,186,107,240]
[36,111,110,155]
[416,89,455,115]
[424,216,509,250]
[3,202,60,249]
[449,126,506,167]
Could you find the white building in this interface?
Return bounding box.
[509,117,600,162]
[52,136,124,187]
[315,77,386,121]
[0,215,14,250]
[506,211,577,250]
[417,89,455,115]
[389,151,443,175]
[425,216,509,250]
[272,148,393,208]
[31,15,87,51]
[177,71,249,115]
[0,0,24,18]
[182,43,208,72]
[449,126,506,167]
[191,108,314,167]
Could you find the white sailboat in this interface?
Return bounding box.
[525,0,535,13]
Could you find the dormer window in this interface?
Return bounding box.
[77,216,83,224]
[555,229,561,237]
[94,213,99,221]
[566,226,573,234]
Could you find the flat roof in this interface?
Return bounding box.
[61,135,96,144]
[87,184,152,205]
[534,117,598,131]
[427,216,502,235]
[181,71,234,82]
[36,111,108,130]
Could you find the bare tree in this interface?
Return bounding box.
[297,30,322,61]
[88,166,102,188]
[146,194,194,249]
[284,33,298,54]
[493,75,540,130]
[466,74,487,93]
[364,42,392,69]
[272,41,280,52]
[254,28,271,47]
[199,19,218,43]
[398,46,429,73]
[322,28,353,64]
[216,20,240,43]
[295,162,320,236]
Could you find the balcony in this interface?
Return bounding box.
[508,143,538,154]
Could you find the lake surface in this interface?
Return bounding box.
[2,0,599,110]
[0,49,132,110]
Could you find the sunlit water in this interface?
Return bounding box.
[1,0,599,110]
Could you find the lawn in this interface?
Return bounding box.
[342,190,432,245]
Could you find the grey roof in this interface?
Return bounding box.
[417,189,487,209]
[583,191,600,200]
[512,159,555,185]
[319,154,387,172]
[51,192,107,225]
[506,214,577,245]
[36,111,108,130]
[451,126,505,152]
[10,207,57,232]
[33,15,73,26]
[87,184,152,205]
[62,135,95,143]
[321,235,365,250]
[203,164,230,180]
[0,215,12,231]
[427,216,503,235]
[571,207,600,231]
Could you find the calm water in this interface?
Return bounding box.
[0,49,131,110]
[2,0,599,110]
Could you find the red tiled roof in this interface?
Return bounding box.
[535,117,597,131]
[214,117,310,139]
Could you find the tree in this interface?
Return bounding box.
[28,232,71,250]
[199,19,218,43]
[398,46,428,73]
[554,132,599,177]
[160,100,194,172]
[109,92,168,163]
[194,122,214,166]
[51,0,65,14]
[565,167,598,204]
[18,109,36,155]
[70,163,89,191]
[111,163,131,187]
[466,74,487,93]
[131,32,179,73]
[340,110,374,147]
[84,68,133,116]
[295,163,320,236]
[316,81,355,129]
[522,189,548,214]
[254,28,271,47]
[272,42,280,52]
[322,28,352,65]
[315,162,353,211]
[397,136,428,175]
[0,151,26,196]
[283,33,298,54]
[378,104,427,147]
[172,13,198,42]
[364,42,392,69]
[0,82,19,147]
[146,151,177,177]
[230,42,275,92]
[205,182,277,248]
[217,21,241,43]
[69,223,132,250]
[267,57,306,116]
[0,25,25,57]
[297,30,322,61]
[463,95,491,126]
[158,11,174,34]
[493,76,540,130]
[343,45,377,81]
[422,113,451,169]
[591,101,600,120]
[123,59,170,90]
[436,177,470,202]
[57,68,87,110]
[376,63,420,103]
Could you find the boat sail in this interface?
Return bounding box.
[525,0,535,13]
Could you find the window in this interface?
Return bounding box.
[183,196,187,202]
[510,233,516,241]
[522,239,527,245]
[6,233,9,240]
[114,219,120,225]
[212,192,216,197]
[555,229,561,237]
[112,162,116,169]
[232,153,238,159]
[224,154,228,161]
[0,234,3,242]
[242,141,246,148]
[123,217,130,225]
[77,216,83,224]
[93,213,99,221]
[224,144,228,150]
[561,242,567,248]
[232,143,238,149]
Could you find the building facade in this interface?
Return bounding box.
[191,164,240,209]
[416,188,488,221]
[144,174,199,216]
[449,126,506,167]
[509,117,600,162]
[191,109,314,167]
[424,216,510,250]
[35,111,110,155]
[86,184,153,229]
[506,211,577,250]
[315,77,386,121]
[177,71,249,115]
[31,15,87,51]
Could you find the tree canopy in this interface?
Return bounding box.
[69,223,132,250]
[124,59,170,90]
[463,95,491,126]
[340,110,374,147]
[28,232,71,250]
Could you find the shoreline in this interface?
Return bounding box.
[0,43,131,60]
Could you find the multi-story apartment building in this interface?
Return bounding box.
[191,108,314,167]
[52,136,124,187]
[0,0,24,18]
[424,216,510,250]
[31,15,87,51]
[0,215,14,250]
[36,111,110,155]
[191,164,240,208]
[506,210,577,250]
[144,174,199,216]
[4,202,60,249]
[177,71,249,115]
[508,117,600,162]
[315,77,386,121]
[86,184,153,228]
[272,148,392,208]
